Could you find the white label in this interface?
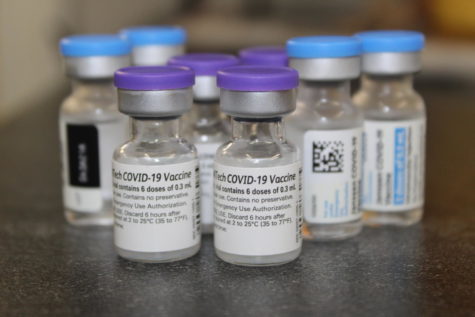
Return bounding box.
[362,118,425,212]
[112,160,200,252]
[195,142,220,227]
[303,128,362,223]
[214,162,302,256]
[60,118,128,213]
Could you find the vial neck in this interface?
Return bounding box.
[361,74,414,95]
[299,80,352,104]
[71,79,115,98]
[132,117,180,142]
[232,118,283,142]
[191,100,221,128]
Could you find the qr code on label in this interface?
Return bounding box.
[312,141,344,173]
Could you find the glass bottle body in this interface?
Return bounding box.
[353,74,426,226]
[286,80,364,240]
[183,101,228,234]
[214,118,301,266]
[59,79,128,226]
[113,118,200,262]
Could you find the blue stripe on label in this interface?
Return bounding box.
[394,127,406,204]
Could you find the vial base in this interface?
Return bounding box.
[64,201,113,226]
[215,247,301,267]
[304,219,362,241]
[363,207,423,227]
[116,243,201,263]
[201,223,213,235]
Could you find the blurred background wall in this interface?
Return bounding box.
[0,0,474,125]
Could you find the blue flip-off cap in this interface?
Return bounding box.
[120,26,187,46]
[355,30,425,53]
[60,34,130,57]
[286,36,361,58]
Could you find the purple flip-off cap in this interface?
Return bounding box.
[239,46,288,67]
[114,66,195,90]
[217,66,298,91]
[168,53,239,76]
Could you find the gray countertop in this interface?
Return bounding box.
[0,84,474,316]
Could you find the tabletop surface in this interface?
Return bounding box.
[0,83,474,317]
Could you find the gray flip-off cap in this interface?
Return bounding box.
[361,52,421,74]
[114,66,195,117]
[290,57,360,80]
[117,89,192,117]
[65,56,130,79]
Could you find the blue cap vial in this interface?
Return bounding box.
[355,30,425,53]
[120,26,187,46]
[286,36,361,59]
[60,34,130,57]
[286,36,361,80]
[355,30,425,74]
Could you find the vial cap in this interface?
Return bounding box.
[355,30,425,53]
[120,26,186,46]
[217,66,298,92]
[239,46,288,67]
[60,34,130,57]
[168,53,239,76]
[286,36,361,58]
[114,66,195,90]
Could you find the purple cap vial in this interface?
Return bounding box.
[168,53,239,100]
[114,66,195,117]
[239,46,288,67]
[217,65,298,118]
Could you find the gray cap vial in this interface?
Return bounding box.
[286,36,362,81]
[114,66,195,118]
[59,34,131,79]
[216,66,299,118]
[355,30,425,75]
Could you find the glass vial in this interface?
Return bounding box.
[286,36,364,240]
[214,66,302,266]
[168,53,239,234]
[353,31,426,226]
[120,26,186,66]
[239,46,289,67]
[59,35,130,226]
[112,66,200,263]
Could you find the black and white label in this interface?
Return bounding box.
[61,120,128,213]
[214,162,302,256]
[195,142,220,227]
[67,125,100,187]
[303,128,362,223]
[362,118,425,212]
[112,160,200,253]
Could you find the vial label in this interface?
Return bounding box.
[214,162,302,256]
[195,142,220,227]
[362,118,425,212]
[303,128,362,223]
[112,160,200,253]
[61,120,128,213]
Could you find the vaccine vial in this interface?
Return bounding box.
[168,53,239,234]
[214,66,302,266]
[286,36,363,240]
[112,66,200,262]
[120,26,186,66]
[353,31,426,226]
[59,35,130,226]
[239,46,288,66]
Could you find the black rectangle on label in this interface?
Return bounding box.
[67,124,100,187]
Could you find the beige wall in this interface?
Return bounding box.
[0,0,180,125]
[0,0,74,124]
